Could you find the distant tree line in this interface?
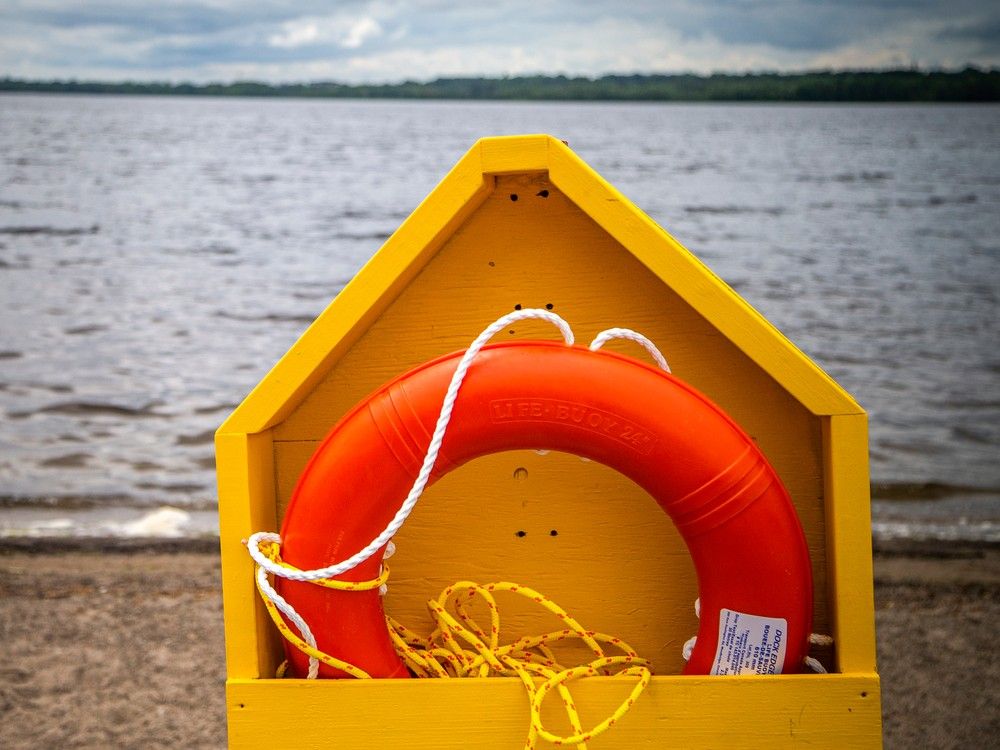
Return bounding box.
[2,69,998,102]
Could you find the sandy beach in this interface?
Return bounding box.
[1,539,996,749]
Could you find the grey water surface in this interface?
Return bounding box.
[0,94,997,541]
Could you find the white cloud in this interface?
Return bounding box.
[269,14,383,50]
[343,17,382,49]
[0,1,996,83]
[269,20,320,49]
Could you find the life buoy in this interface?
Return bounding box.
[278,340,813,679]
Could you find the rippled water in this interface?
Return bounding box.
[1,94,998,540]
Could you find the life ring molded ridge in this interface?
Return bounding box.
[278,340,814,679]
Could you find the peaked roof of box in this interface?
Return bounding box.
[221,134,860,435]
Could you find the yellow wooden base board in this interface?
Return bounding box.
[227,674,881,748]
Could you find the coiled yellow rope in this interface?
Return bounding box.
[254,538,652,749]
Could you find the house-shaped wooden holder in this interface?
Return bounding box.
[216,135,882,748]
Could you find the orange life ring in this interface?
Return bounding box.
[278,340,813,679]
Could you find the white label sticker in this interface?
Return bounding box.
[710,608,788,675]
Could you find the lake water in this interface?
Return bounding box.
[0,94,997,542]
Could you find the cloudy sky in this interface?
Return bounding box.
[1,1,998,83]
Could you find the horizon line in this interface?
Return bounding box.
[2,65,998,88]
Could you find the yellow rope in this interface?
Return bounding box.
[258,538,389,591]
[255,540,652,749]
[255,538,384,679]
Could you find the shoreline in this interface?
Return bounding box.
[1,544,997,747]
[2,70,999,104]
[2,533,995,557]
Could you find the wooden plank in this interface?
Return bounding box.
[480,133,550,174]
[227,673,882,748]
[217,431,281,679]
[823,415,877,673]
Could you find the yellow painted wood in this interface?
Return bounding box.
[480,133,551,174]
[216,135,881,747]
[266,172,832,671]
[216,430,281,679]
[227,674,882,749]
[218,142,491,435]
[823,414,877,674]
[545,139,861,417]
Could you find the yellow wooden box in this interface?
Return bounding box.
[216,135,882,748]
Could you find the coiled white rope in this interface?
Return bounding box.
[679,597,834,673]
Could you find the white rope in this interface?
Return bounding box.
[681,597,700,661]
[248,309,573,585]
[254,554,321,679]
[681,636,698,662]
[803,633,833,673]
[803,656,828,673]
[246,309,577,677]
[589,327,670,372]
